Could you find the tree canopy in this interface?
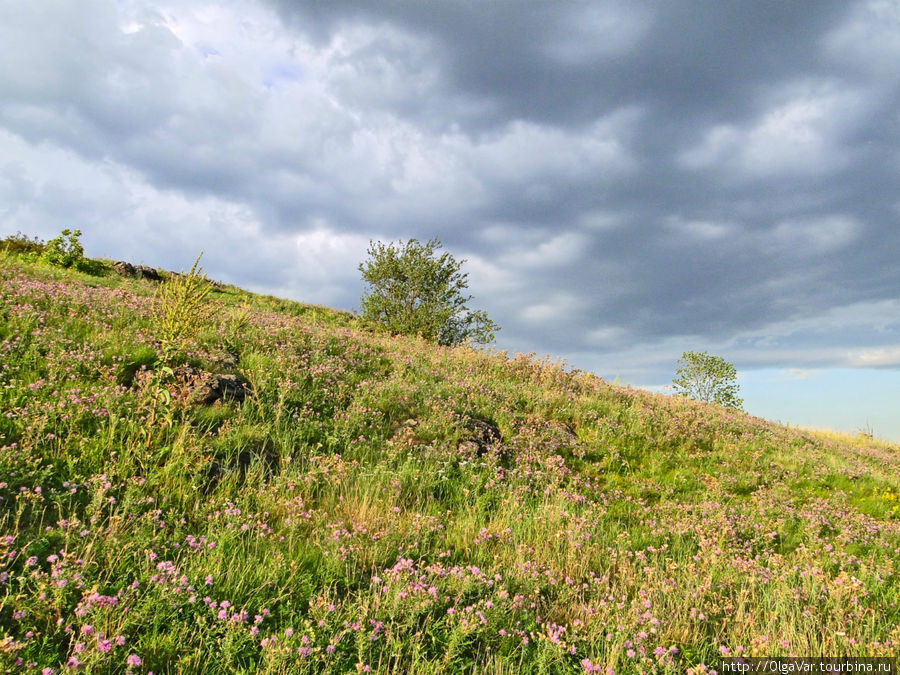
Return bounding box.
[358,238,498,346]
[672,351,743,409]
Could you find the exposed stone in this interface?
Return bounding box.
[111,261,163,282]
[173,366,249,406]
[112,261,137,278]
[135,265,162,282]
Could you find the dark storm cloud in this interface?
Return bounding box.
[263,0,900,356]
[1,0,898,384]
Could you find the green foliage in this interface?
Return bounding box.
[672,350,743,409]
[20,228,108,276]
[358,238,498,346]
[42,228,85,269]
[1,231,45,256]
[154,254,213,365]
[222,304,252,356]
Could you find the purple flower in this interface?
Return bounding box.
[126,654,142,666]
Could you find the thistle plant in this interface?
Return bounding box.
[154,254,212,366]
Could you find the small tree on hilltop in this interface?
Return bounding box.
[672,351,743,409]
[42,229,84,268]
[358,238,498,346]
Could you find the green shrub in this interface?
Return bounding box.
[42,228,85,268]
[1,231,45,256]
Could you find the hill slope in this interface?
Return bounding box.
[1,255,899,674]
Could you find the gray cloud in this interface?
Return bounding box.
[1,0,898,387]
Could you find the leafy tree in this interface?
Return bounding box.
[358,238,498,346]
[672,351,743,409]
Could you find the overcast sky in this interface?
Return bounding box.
[2,0,899,439]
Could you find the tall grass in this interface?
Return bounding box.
[1,253,899,674]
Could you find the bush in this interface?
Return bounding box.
[42,228,85,268]
[1,231,45,256]
[358,238,498,346]
[672,351,743,409]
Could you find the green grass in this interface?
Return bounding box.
[1,250,900,674]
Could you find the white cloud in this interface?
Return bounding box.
[498,231,591,270]
[680,81,870,177]
[579,210,625,231]
[519,293,584,323]
[1,0,898,410]
[847,346,900,368]
[465,110,639,186]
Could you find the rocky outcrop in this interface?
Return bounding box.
[112,261,163,282]
[173,367,250,406]
[112,261,136,278]
[135,265,163,281]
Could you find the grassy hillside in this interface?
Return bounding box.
[1,253,899,674]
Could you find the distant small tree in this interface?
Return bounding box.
[672,351,743,409]
[42,229,84,268]
[37,228,107,275]
[358,238,498,346]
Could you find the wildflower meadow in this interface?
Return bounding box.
[1,252,898,673]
